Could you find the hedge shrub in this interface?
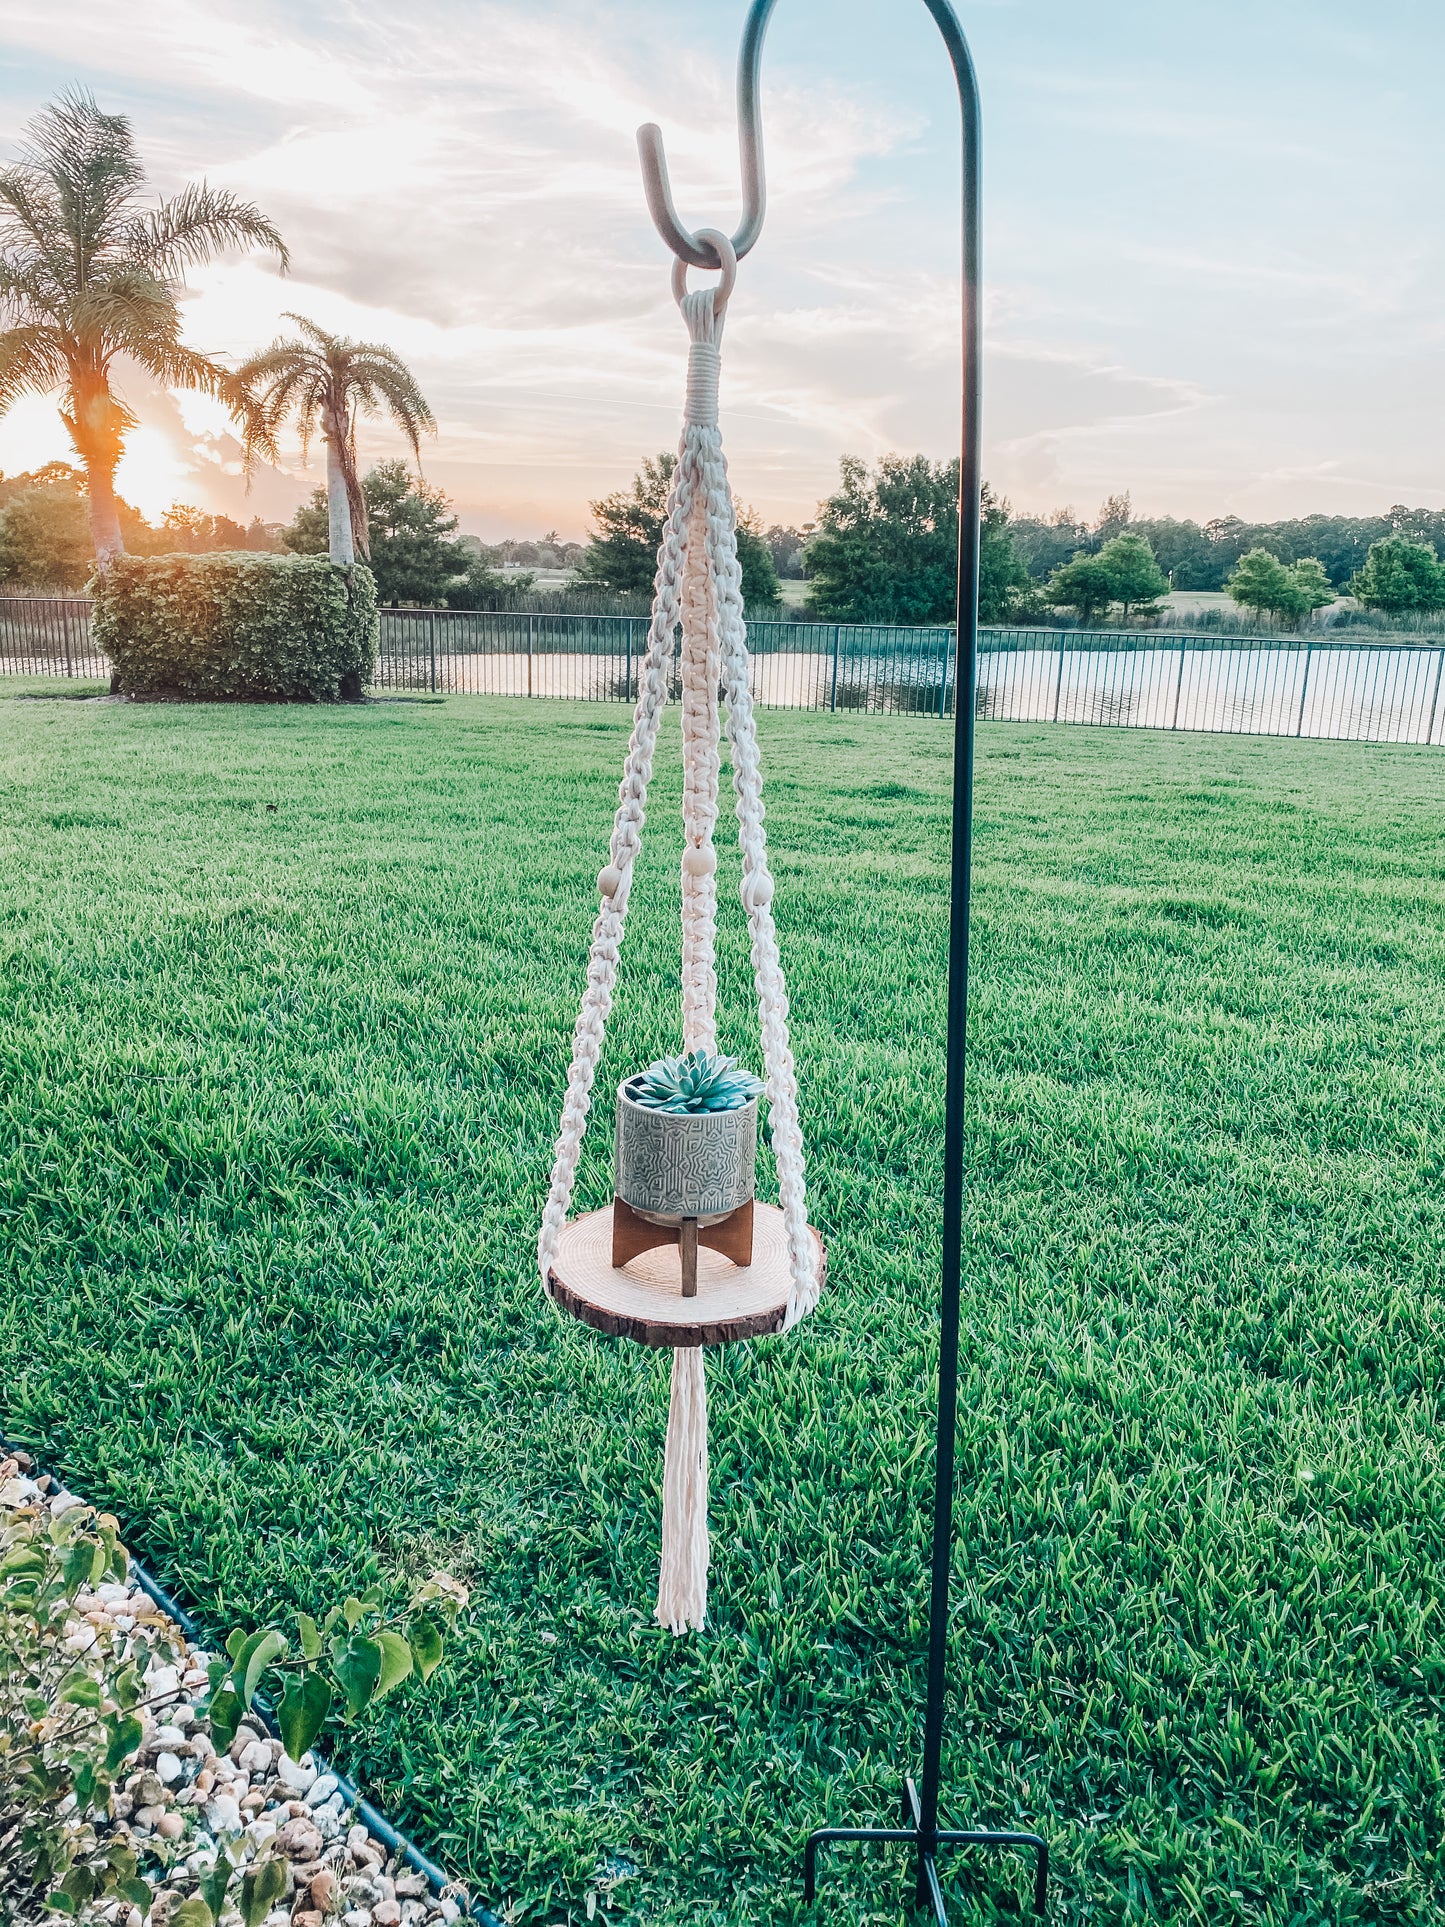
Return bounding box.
[92,553,378,701]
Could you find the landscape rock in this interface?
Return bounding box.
[278,1753,318,1795]
[276,1817,327,1861]
[205,1793,243,1834]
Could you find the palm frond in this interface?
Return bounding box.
[71,266,174,341]
[0,167,61,250]
[280,312,342,355]
[17,89,144,269]
[125,181,289,278]
[0,323,68,412]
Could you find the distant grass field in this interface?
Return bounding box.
[2,693,1443,1926]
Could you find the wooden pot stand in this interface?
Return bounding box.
[548,1195,824,1350]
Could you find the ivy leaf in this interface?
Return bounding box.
[225,1628,247,1662]
[170,1898,214,1927]
[104,1713,144,1771]
[342,1596,365,1630]
[59,1866,95,1906]
[333,1634,383,1716]
[373,1630,413,1699]
[239,1857,288,1927]
[297,1612,323,1661]
[121,1880,154,1909]
[45,1894,77,1916]
[60,1676,103,1709]
[235,1628,287,1710]
[408,1613,443,1683]
[207,1685,243,1752]
[198,1855,234,1918]
[277,1670,331,1763]
[60,1539,98,1596]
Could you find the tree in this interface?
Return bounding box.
[1129,516,1220,590]
[282,461,507,607]
[1093,491,1133,543]
[1349,535,1445,614]
[0,476,91,587]
[1225,549,1336,628]
[978,484,1035,623]
[240,317,435,566]
[762,524,811,578]
[1045,552,1115,626]
[0,462,151,585]
[153,503,279,553]
[1287,557,1335,619]
[0,89,286,561]
[1226,549,1306,624]
[804,454,960,624]
[576,452,781,613]
[355,458,471,605]
[1097,531,1168,622]
[1009,507,1092,582]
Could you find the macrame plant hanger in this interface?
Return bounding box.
[611,2,1051,1921]
[538,227,824,1638]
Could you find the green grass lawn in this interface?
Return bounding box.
[3,693,1444,1926]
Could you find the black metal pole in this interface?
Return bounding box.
[919,0,980,1871]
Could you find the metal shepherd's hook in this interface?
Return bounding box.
[637,2,1049,1922]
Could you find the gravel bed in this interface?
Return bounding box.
[3,1451,469,1927]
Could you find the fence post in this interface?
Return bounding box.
[1426,647,1445,747]
[1294,644,1314,738]
[1051,633,1066,722]
[528,614,534,698]
[939,626,952,720]
[62,602,74,679]
[1170,641,1186,730]
[830,624,840,712]
[626,619,634,703]
[428,611,437,694]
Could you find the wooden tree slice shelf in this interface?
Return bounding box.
[548,1202,825,1349]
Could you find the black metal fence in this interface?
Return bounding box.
[5,597,1444,747]
[0,597,107,679]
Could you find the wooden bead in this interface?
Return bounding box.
[682,843,716,877]
[598,864,623,899]
[742,870,774,908]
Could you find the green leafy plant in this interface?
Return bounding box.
[91,553,378,702]
[1,1470,466,1925]
[629,1050,765,1115]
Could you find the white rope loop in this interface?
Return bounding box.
[540,236,816,1632]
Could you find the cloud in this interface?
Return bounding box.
[5,0,1444,533]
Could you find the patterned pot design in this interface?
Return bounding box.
[614,1077,758,1221]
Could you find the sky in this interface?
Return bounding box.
[1,0,1443,541]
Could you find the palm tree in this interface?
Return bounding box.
[0,89,287,561]
[239,318,436,565]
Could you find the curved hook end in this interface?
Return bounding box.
[636,123,722,270]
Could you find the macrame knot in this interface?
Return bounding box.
[686,342,721,427]
[681,286,724,428]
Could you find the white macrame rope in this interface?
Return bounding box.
[539,248,815,1633]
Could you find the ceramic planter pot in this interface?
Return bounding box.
[614,1076,758,1222]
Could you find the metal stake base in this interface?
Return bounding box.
[805,1778,1047,1923]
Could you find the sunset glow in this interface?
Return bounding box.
[2,1,1443,538]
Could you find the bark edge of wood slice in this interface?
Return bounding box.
[548,1202,825,1348]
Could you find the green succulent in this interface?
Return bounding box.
[630,1050,765,1115]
